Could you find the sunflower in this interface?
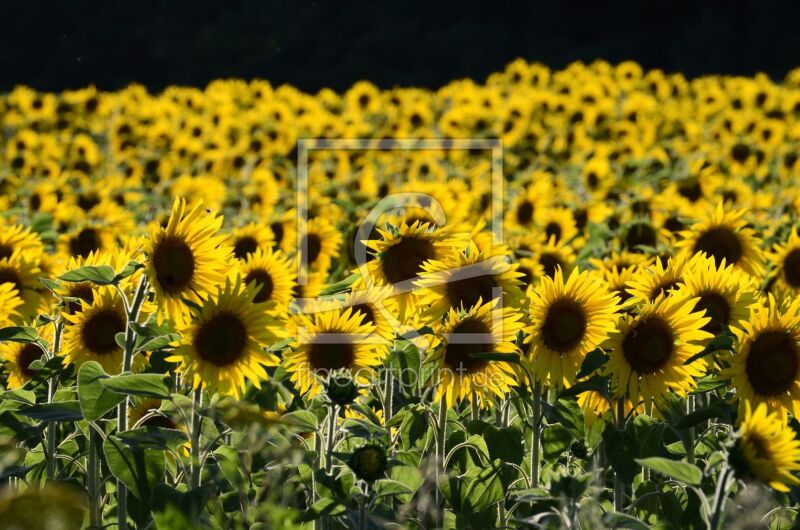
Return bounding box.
[721,297,800,420]
[731,401,800,492]
[0,223,44,261]
[416,241,525,322]
[535,206,579,245]
[625,252,692,305]
[284,306,380,398]
[166,277,284,398]
[526,268,620,388]
[428,300,524,407]
[0,327,48,389]
[62,289,129,374]
[0,251,43,321]
[604,293,712,407]
[297,216,342,275]
[0,283,22,327]
[528,236,577,280]
[144,198,232,326]
[506,178,552,232]
[339,285,399,345]
[238,247,295,313]
[229,222,274,261]
[769,229,800,298]
[54,250,137,315]
[58,223,116,259]
[678,202,765,276]
[359,220,465,319]
[678,254,756,335]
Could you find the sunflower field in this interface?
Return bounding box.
[2,59,800,529]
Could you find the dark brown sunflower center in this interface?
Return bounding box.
[664,216,685,233]
[443,318,493,374]
[745,330,799,396]
[270,222,284,246]
[622,316,674,374]
[380,236,436,284]
[541,298,588,353]
[66,282,95,314]
[516,200,534,225]
[301,234,323,266]
[545,222,562,242]
[141,414,177,429]
[152,236,195,294]
[308,340,355,371]
[649,279,681,301]
[82,309,126,356]
[351,303,376,326]
[18,343,43,377]
[625,222,657,250]
[693,227,743,266]
[695,292,730,335]
[69,228,102,258]
[244,269,274,304]
[539,253,562,279]
[445,273,498,310]
[0,244,14,260]
[586,173,600,189]
[0,268,23,295]
[194,312,249,367]
[783,249,800,288]
[233,236,259,260]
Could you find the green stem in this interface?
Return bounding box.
[613,398,626,512]
[325,404,338,473]
[686,395,695,465]
[710,465,733,530]
[190,387,203,489]
[436,399,447,527]
[116,275,148,530]
[46,320,64,481]
[384,371,393,420]
[531,381,541,488]
[87,427,101,527]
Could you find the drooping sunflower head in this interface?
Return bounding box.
[429,300,524,408]
[284,306,380,398]
[145,198,232,326]
[722,297,800,420]
[604,293,713,407]
[730,401,800,492]
[678,202,765,277]
[526,268,620,388]
[238,247,295,313]
[416,241,525,322]
[166,276,285,398]
[62,289,129,374]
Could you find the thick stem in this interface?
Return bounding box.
[613,398,626,512]
[710,465,733,530]
[686,395,695,465]
[46,320,64,480]
[116,275,148,530]
[88,427,101,527]
[436,399,447,527]
[531,381,541,488]
[190,387,203,489]
[325,404,338,473]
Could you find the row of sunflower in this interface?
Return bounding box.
[2,59,800,528]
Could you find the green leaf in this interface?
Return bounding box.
[685,332,733,364]
[103,434,165,500]
[467,351,520,363]
[58,265,117,285]
[676,399,732,429]
[283,410,318,431]
[18,401,83,422]
[603,511,651,530]
[135,333,180,354]
[558,375,608,398]
[542,423,572,461]
[101,373,172,399]
[114,260,144,283]
[463,460,505,512]
[635,457,702,486]
[374,479,414,498]
[603,428,639,482]
[576,348,608,379]
[0,326,39,343]
[317,273,360,296]
[77,361,125,421]
[116,427,188,452]
[483,426,523,465]
[39,278,63,294]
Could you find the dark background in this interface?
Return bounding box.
[2,0,799,93]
